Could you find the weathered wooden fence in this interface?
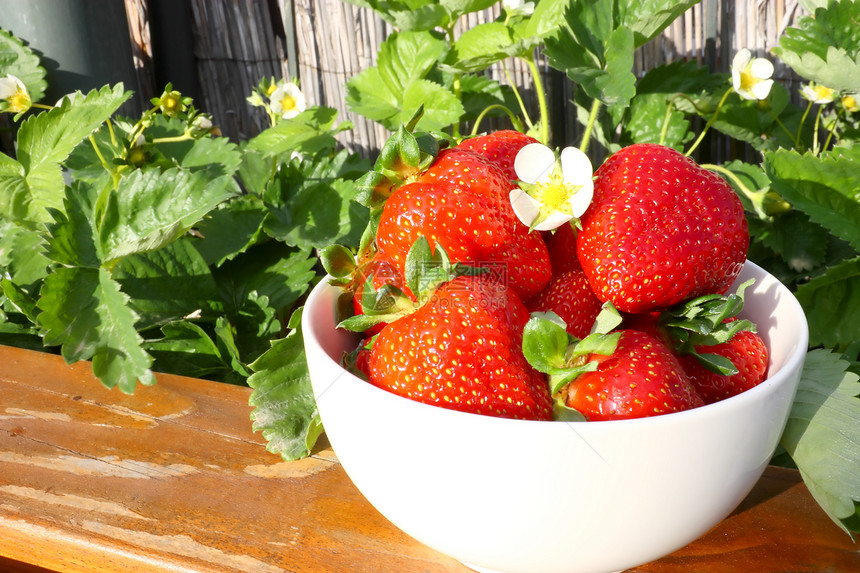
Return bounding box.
[120,0,806,159]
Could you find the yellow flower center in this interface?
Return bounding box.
[739,69,755,92]
[535,173,578,212]
[266,84,278,96]
[164,96,179,110]
[8,91,30,113]
[843,95,859,112]
[280,95,297,111]
[814,85,834,101]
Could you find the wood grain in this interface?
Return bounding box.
[1,344,857,573]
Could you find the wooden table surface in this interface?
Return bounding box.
[1,344,858,573]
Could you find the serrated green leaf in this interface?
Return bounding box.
[623,0,703,47]
[113,238,219,330]
[773,0,860,92]
[445,22,519,73]
[36,266,155,393]
[346,31,463,131]
[795,257,860,350]
[189,194,266,267]
[752,210,831,273]
[214,316,252,378]
[764,148,860,253]
[341,0,449,31]
[213,242,317,316]
[545,3,636,106]
[620,93,692,150]
[526,0,573,40]
[145,320,233,381]
[247,313,322,460]
[43,180,101,268]
[8,85,131,227]
[98,167,237,264]
[0,219,50,290]
[247,107,348,156]
[781,348,860,537]
[0,28,47,103]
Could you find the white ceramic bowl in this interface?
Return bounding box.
[302,260,808,573]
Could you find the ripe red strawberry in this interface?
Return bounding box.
[577,143,749,313]
[376,180,551,300]
[678,329,769,404]
[457,130,539,181]
[564,329,704,420]
[527,269,602,339]
[543,222,582,275]
[416,147,515,204]
[367,275,553,420]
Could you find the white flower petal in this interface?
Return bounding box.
[751,79,774,100]
[559,146,593,186]
[750,57,774,80]
[532,211,574,232]
[731,69,743,92]
[0,75,17,99]
[509,188,541,227]
[732,49,752,71]
[568,179,594,218]
[514,142,555,184]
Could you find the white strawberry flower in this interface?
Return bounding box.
[800,82,835,104]
[503,0,535,18]
[270,79,306,119]
[509,143,594,232]
[0,74,31,114]
[731,49,774,101]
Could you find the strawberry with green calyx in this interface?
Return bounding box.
[523,305,705,421]
[522,307,623,421]
[351,239,552,420]
[337,237,482,334]
[655,279,758,376]
[577,143,749,313]
[644,279,770,404]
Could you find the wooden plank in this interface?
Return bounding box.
[1,343,857,572]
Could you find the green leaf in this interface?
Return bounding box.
[36,266,155,393]
[0,219,50,290]
[0,28,47,103]
[43,180,101,268]
[780,348,860,536]
[113,238,219,330]
[262,152,369,250]
[346,31,463,131]
[545,2,636,106]
[148,116,243,175]
[146,320,234,381]
[7,85,131,228]
[247,311,322,460]
[795,257,860,351]
[341,0,449,31]
[772,0,860,92]
[623,0,703,47]
[214,316,252,378]
[764,148,860,253]
[190,194,266,267]
[445,22,519,73]
[247,107,348,156]
[526,0,573,40]
[213,242,317,317]
[98,167,238,264]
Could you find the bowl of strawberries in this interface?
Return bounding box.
[303,134,809,573]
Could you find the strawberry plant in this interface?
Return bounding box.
[2,0,859,538]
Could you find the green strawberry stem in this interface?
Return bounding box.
[579,99,602,153]
[685,85,733,157]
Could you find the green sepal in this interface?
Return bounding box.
[552,397,587,422]
[658,278,758,375]
[319,244,357,282]
[342,335,375,381]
